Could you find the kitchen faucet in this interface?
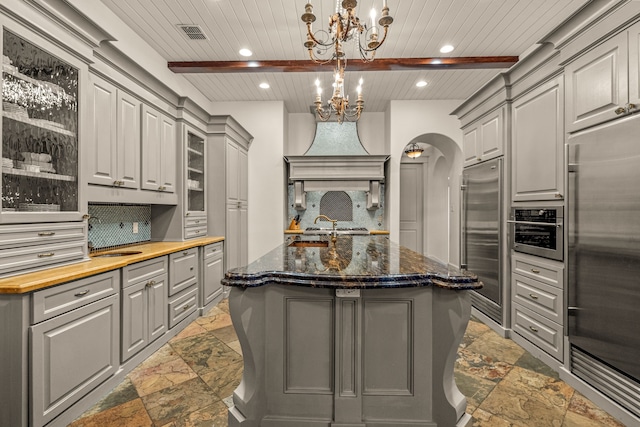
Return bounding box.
[314,215,338,242]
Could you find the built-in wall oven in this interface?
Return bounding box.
[509,207,563,261]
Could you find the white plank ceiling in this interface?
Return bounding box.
[99,0,591,113]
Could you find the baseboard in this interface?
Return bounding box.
[471,307,510,338]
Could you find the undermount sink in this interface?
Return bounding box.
[92,250,143,258]
[288,240,329,248]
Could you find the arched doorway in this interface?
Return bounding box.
[399,134,462,264]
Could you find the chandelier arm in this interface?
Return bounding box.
[308,49,338,65]
[359,25,390,54]
[306,23,335,48]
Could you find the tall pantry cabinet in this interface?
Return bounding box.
[207,116,253,271]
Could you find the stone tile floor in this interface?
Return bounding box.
[70,299,626,427]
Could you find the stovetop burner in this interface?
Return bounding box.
[304,227,370,235]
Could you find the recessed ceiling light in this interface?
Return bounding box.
[440,44,454,53]
[416,81,428,88]
[259,82,270,89]
[239,48,253,57]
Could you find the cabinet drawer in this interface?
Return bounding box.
[122,256,167,289]
[203,242,223,259]
[512,303,563,361]
[184,225,207,239]
[185,217,206,228]
[169,249,198,296]
[0,222,86,249]
[0,240,85,277]
[512,253,563,288]
[32,270,119,324]
[168,286,198,328]
[512,273,563,324]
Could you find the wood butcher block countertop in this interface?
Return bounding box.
[0,237,224,294]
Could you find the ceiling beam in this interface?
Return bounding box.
[168,57,518,73]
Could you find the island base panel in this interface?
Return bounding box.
[228,284,472,427]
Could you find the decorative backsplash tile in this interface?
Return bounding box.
[287,185,385,231]
[87,203,151,251]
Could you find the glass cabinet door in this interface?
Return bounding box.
[186,130,205,214]
[2,29,79,216]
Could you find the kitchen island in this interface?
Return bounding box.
[223,235,482,427]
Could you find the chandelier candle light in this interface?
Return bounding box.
[302,0,393,123]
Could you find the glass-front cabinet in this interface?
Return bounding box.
[2,28,81,222]
[186,129,205,214]
[183,127,207,239]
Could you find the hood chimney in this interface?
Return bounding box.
[285,122,388,211]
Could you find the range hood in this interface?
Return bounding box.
[285,122,389,211]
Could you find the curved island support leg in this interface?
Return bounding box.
[431,288,472,427]
[228,286,266,427]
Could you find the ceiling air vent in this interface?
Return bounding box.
[177,24,207,40]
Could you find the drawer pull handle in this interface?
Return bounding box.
[530,268,540,274]
[529,293,539,300]
[38,232,56,236]
[195,220,200,224]
[182,304,191,311]
[146,280,156,287]
[195,230,200,234]
[529,326,539,333]
[184,251,189,255]
[74,290,90,297]
[38,252,55,258]
[614,106,627,115]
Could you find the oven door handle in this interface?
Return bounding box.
[507,220,562,228]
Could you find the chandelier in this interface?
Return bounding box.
[404,142,424,159]
[301,0,393,123]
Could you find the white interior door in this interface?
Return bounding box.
[400,163,424,253]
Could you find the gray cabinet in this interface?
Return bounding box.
[201,241,223,312]
[168,249,199,328]
[0,222,87,278]
[141,104,176,193]
[208,116,253,271]
[565,21,640,132]
[87,74,140,189]
[1,28,85,223]
[511,76,564,201]
[30,271,119,427]
[121,257,168,361]
[510,253,565,362]
[462,106,505,167]
[184,127,207,239]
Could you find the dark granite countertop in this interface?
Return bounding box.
[222,235,482,290]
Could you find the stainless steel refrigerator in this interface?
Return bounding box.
[568,113,640,417]
[461,158,503,324]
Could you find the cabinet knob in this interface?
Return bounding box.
[195,220,200,224]
[190,266,194,271]
[186,212,190,216]
[554,193,563,198]
[614,106,627,115]
[183,251,189,255]
[146,280,156,287]
[628,103,636,111]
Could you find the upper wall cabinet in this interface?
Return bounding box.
[463,106,506,167]
[512,77,565,202]
[1,27,85,223]
[87,74,140,189]
[566,21,640,132]
[141,104,176,193]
